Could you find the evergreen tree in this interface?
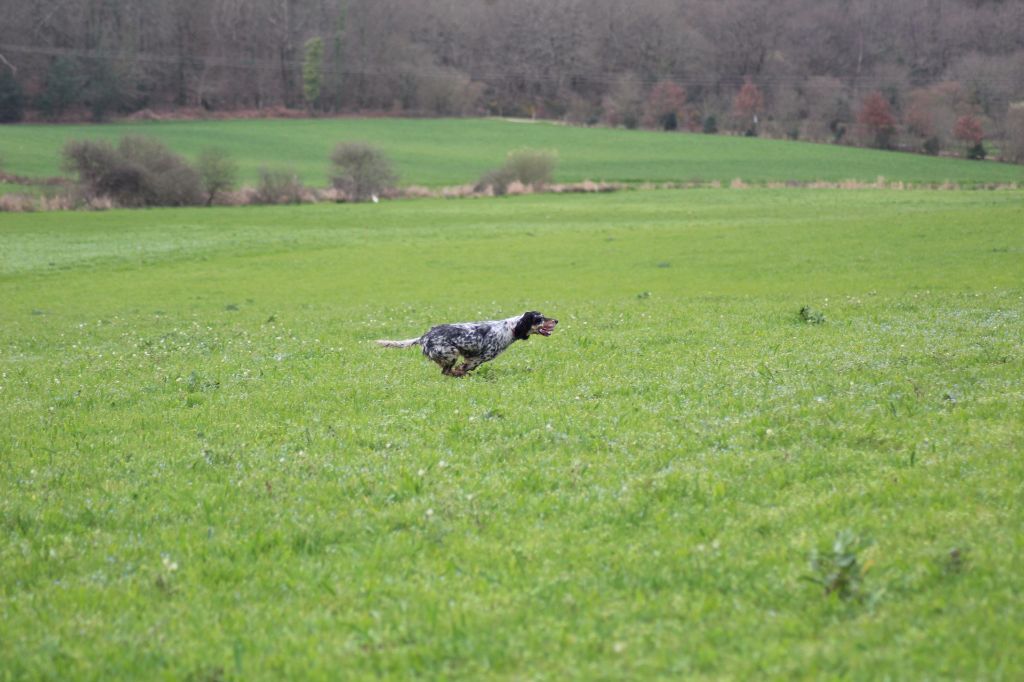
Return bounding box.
[0,69,25,123]
[303,37,324,112]
[36,58,79,118]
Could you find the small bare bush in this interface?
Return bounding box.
[197,148,238,206]
[254,167,304,205]
[476,149,557,195]
[475,167,515,195]
[330,142,397,202]
[505,149,557,187]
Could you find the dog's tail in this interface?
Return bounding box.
[375,337,421,349]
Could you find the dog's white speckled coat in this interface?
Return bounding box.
[377,311,558,376]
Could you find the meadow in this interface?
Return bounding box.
[2,186,1022,679]
[2,117,1023,190]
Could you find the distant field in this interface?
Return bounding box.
[1,117,1022,189]
[2,190,1022,679]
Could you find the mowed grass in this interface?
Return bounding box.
[2,117,1023,188]
[2,189,1023,679]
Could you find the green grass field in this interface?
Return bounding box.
[2,117,1023,189]
[2,188,1022,679]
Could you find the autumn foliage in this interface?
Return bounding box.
[857,91,896,149]
[643,80,688,131]
[952,115,984,146]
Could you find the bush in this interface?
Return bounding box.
[476,149,557,195]
[118,136,203,206]
[503,149,556,187]
[703,115,718,134]
[255,167,304,205]
[966,142,987,160]
[330,142,397,202]
[922,136,941,156]
[475,167,515,196]
[196,148,238,205]
[62,136,203,207]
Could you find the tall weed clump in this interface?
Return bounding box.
[62,135,203,207]
[804,530,875,601]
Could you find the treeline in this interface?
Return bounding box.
[1,0,1023,159]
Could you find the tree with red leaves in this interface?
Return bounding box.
[643,80,687,131]
[953,114,985,159]
[733,76,764,135]
[953,115,983,146]
[857,91,896,149]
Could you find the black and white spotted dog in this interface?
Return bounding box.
[376,311,558,376]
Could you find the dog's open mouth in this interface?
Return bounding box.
[537,320,557,336]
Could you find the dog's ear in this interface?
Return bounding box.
[513,311,538,340]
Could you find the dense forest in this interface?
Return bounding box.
[1,0,1023,158]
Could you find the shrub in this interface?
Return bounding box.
[196,148,239,205]
[475,167,516,196]
[255,167,304,205]
[62,136,203,207]
[118,136,203,206]
[330,142,397,202]
[966,142,987,161]
[922,136,941,156]
[503,149,556,187]
[476,149,557,195]
[703,115,718,134]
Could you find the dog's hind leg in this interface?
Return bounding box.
[423,343,460,376]
[452,357,484,376]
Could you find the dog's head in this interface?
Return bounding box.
[513,311,558,340]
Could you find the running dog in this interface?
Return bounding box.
[376,311,558,376]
